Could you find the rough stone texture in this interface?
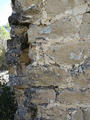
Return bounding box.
[7,0,90,119]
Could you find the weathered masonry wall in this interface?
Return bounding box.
[7,0,90,119]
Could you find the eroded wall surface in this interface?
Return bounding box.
[7,0,90,119]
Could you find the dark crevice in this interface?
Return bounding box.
[20,33,29,50]
[11,0,15,6]
[86,11,90,13]
[28,103,38,120]
[8,13,30,28]
[25,85,58,90]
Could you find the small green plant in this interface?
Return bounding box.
[0,25,10,41]
[0,83,17,120]
[0,23,10,68]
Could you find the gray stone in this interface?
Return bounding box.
[6,0,90,120]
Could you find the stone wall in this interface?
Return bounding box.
[7,0,90,119]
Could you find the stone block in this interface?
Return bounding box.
[14,0,42,10]
[48,42,90,65]
[72,110,83,120]
[26,65,70,87]
[57,89,90,105]
[83,108,90,120]
[46,0,85,16]
[82,13,90,24]
[37,105,67,120]
[80,24,90,40]
[30,89,55,105]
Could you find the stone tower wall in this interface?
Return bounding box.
[7,0,90,119]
